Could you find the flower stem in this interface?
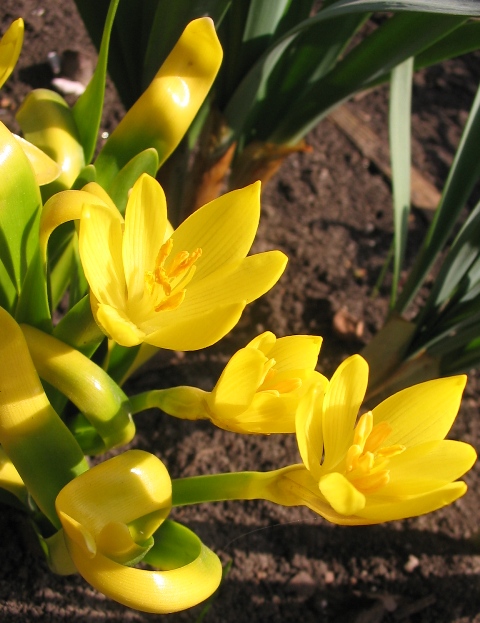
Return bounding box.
[172,470,284,507]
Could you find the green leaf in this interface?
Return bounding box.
[269,13,465,144]
[321,0,480,15]
[0,122,42,314]
[107,148,159,214]
[15,247,51,331]
[53,294,104,358]
[73,0,120,163]
[389,56,413,307]
[242,11,368,144]
[395,79,480,313]
[415,20,480,69]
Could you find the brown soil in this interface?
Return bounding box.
[1,2,480,622]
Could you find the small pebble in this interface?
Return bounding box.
[404,554,420,573]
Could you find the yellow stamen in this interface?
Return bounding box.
[344,411,405,494]
[145,239,202,313]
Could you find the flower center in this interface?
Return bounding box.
[258,360,303,395]
[145,239,202,312]
[344,411,405,494]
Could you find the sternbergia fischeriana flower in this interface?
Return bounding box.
[274,355,477,524]
[142,331,324,434]
[78,174,287,350]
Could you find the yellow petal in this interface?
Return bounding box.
[0,18,23,88]
[171,182,261,281]
[40,187,119,260]
[166,251,288,323]
[123,174,168,303]
[295,381,327,479]
[372,375,467,446]
[82,182,119,212]
[144,301,246,350]
[322,355,368,471]
[209,347,268,417]
[319,472,366,516]
[95,300,146,347]
[13,134,61,186]
[244,392,298,433]
[268,335,322,373]
[246,331,277,354]
[381,439,477,497]
[79,203,126,310]
[357,481,468,523]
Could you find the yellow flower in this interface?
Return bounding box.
[276,355,476,525]
[156,331,324,433]
[0,18,23,88]
[56,450,222,613]
[79,174,287,349]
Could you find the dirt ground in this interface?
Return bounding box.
[1,2,480,622]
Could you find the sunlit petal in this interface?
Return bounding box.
[171,182,260,280]
[123,174,168,303]
[144,302,246,350]
[319,472,366,516]
[79,203,126,309]
[166,252,288,323]
[358,482,468,522]
[372,375,467,446]
[296,382,326,479]
[209,348,268,417]
[381,440,477,496]
[95,301,146,347]
[322,355,368,470]
[268,335,322,373]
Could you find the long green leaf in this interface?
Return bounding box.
[415,20,480,69]
[389,57,413,307]
[0,123,42,315]
[323,0,480,15]
[269,13,465,144]
[242,11,368,144]
[73,0,119,163]
[423,201,480,315]
[224,0,478,144]
[394,79,480,313]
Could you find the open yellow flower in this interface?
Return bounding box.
[79,174,287,349]
[153,331,324,433]
[275,355,476,525]
[56,450,222,613]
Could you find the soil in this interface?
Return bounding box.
[1,2,480,622]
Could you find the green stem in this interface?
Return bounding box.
[129,387,207,421]
[172,470,284,507]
